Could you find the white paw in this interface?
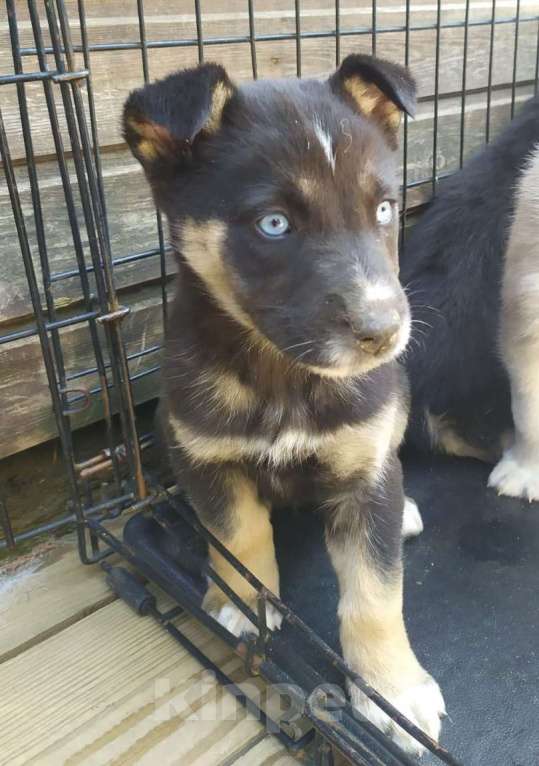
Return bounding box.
[350,675,445,758]
[208,601,283,637]
[488,450,539,502]
[402,497,424,539]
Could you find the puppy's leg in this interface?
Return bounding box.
[489,150,539,502]
[189,466,281,636]
[489,350,539,501]
[324,459,444,757]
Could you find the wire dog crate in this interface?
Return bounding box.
[1,0,538,764]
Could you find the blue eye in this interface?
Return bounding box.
[256,213,291,238]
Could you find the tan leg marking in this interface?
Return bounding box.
[327,540,444,756]
[489,331,539,501]
[203,473,282,636]
[425,410,498,462]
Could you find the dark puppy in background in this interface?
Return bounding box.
[123,55,444,754]
[402,95,539,501]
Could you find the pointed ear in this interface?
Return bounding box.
[123,63,236,173]
[329,54,416,145]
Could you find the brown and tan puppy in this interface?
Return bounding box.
[123,55,444,755]
[488,144,539,501]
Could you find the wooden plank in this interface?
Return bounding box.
[0,149,173,326]
[1,0,538,161]
[230,736,304,765]
[403,83,537,208]
[0,600,271,766]
[0,532,118,663]
[0,520,302,765]
[0,287,165,460]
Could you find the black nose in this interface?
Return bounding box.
[352,312,401,356]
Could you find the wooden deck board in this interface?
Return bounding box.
[231,735,307,765]
[0,536,304,766]
[0,599,267,766]
[0,535,116,663]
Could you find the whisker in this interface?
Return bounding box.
[256,304,287,311]
[281,339,316,353]
[411,318,433,329]
[295,346,315,362]
[411,303,443,317]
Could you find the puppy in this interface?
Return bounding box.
[488,144,539,501]
[402,95,539,492]
[123,55,444,754]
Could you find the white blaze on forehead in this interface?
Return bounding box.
[313,119,335,173]
[364,282,396,302]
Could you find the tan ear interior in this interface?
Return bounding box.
[204,81,234,134]
[126,79,233,163]
[343,75,402,134]
[126,117,176,162]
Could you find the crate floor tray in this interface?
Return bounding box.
[118,453,539,766]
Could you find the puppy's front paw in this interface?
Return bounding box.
[402,497,424,539]
[203,585,283,637]
[350,672,445,758]
[488,449,539,502]
[207,601,283,636]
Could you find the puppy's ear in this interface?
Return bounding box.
[123,63,235,174]
[329,54,416,145]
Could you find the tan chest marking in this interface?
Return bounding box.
[319,397,400,481]
[170,396,401,480]
[199,368,257,415]
[170,416,329,466]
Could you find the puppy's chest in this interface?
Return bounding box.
[168,370,401,477]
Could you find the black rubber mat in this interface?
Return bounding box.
[126,453,539,765]
[403,453,539,766]
[274,452,539,766]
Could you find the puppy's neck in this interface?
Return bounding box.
[168,261,329,396]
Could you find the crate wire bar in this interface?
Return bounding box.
[0,0,537,764]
